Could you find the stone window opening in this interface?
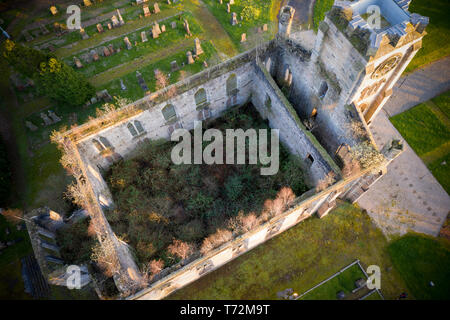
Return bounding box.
[195,88,208,109]
[319,81,328,99]
[127,120,145,137]
[162,104,177,122]
[306,154,314,166]
[92,139,105,152]
[284,67,293,87]
[93,136,113,154]
[265,57,272,73]
[226,74,238,97]
[265,94,272,110]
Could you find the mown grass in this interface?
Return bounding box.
[202,0,277,51]
[405,0,450,73]
[64,13,202,78]
[299,264,366,300]
[390,91,450,194]
[387,233,450,300]
[312,0,334,31]
[168,202,409,300]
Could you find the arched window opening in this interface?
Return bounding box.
[265,94,272,109]
[92,139,105,152]
[195,88,207,108]
[265,58,272,73]
[127,122,138,137]
[319,81,328,99]
[226,74,237,97]
[306,154,314,166]
[134,120,145,134]
[99,136,112,149]
[162,104,177,121]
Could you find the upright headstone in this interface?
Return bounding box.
[143,5,151,17]
[108,44,115,54]
[203,61,208,68]
[107,23,112,30]
[48,110,61,123]
[263,23,268,32]
[231,12,237,26]
[124,37,132,50]
[154,3,161,14]
[40,112,53,126]
[229,0,234,4]
[219,0,223,4]
[50,6,58,15]
[170,60,179,72]
[74,57,83,68]
[186,51,194,64]
[183,19,192,37]
[171,21,177,29]
[102,46,111,57]
[227,3,230,13]
[120,79,127,91]
[136,71,149,91]
[117,9,125,25]
[84,0,92,6]
[90,49,99,61]
[96,23,104,33]
[25,121,38,131]
[80,27,89,39]
[161,25,166,32]
[240,33,246,42]
[151,22,162,38]
[111,15,119,28]
[141,31,148,42]
[194,38,203,55]
[167,0,171,4]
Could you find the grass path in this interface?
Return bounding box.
[184,0,238,59]
[89,38,193,86]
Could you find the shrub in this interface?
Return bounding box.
[200,229,233,255]
[178,219,205,242]
[57,219,95,264]
[1,209,23,225]
[225,175,244,201]
[0,138,11,207]
[167,239,194,260]
[351,141,384,169]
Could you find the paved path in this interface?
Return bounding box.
[383,56,450,117]
[357,57,450,237]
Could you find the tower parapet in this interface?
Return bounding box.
[278,6,295,38]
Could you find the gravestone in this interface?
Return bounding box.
[167,0,171,4]
[229,0,234,4]
[171,21,177,29]
[48,110,61,123]
[111,15,119,28]
[108,44,115,54]
[240,33,246,42]
[226,3,230,13]
[84,0,92,6]
[80,28,89,40]
[194,38,203,55]
[74,57,83,68]
[40,113,53,126]
[152,22,162,38]
[50,6,58,15]
[219,0,222,4]
[183,19,192,37]
[154,3,161,14]
[231,12,237,26]
[143,5,151,17]
[161,25,166,32]
[124,37,132,49]
[25,121,38,131]
[136,71,149,91]
[203,61,208,68]
[97,24,104,33]
[103,46,111,57]
[90,49,99,61]
[120,79,127,91]
[186,51,194,64]
[263,23,268,32]
[117,9,125,25]
[170,60,179,72]
[107,23,112,30]
[141,31,148,42]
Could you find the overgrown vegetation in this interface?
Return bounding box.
[312,0,334,31]
[390,91,450,194]
[56,219,96,265]
[105,103,308,274]
[168,202,409,300]
[387,233,450,300]
[0,138,12,207]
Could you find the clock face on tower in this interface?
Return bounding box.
[371,54,403,79]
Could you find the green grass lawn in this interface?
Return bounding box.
[167,202,409,300]
[405,0,450,73]
[202,0,277,51]
[312,0,334,31]
[387,233,450,300]
[390,91,450,194]
[299,263,366,300]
